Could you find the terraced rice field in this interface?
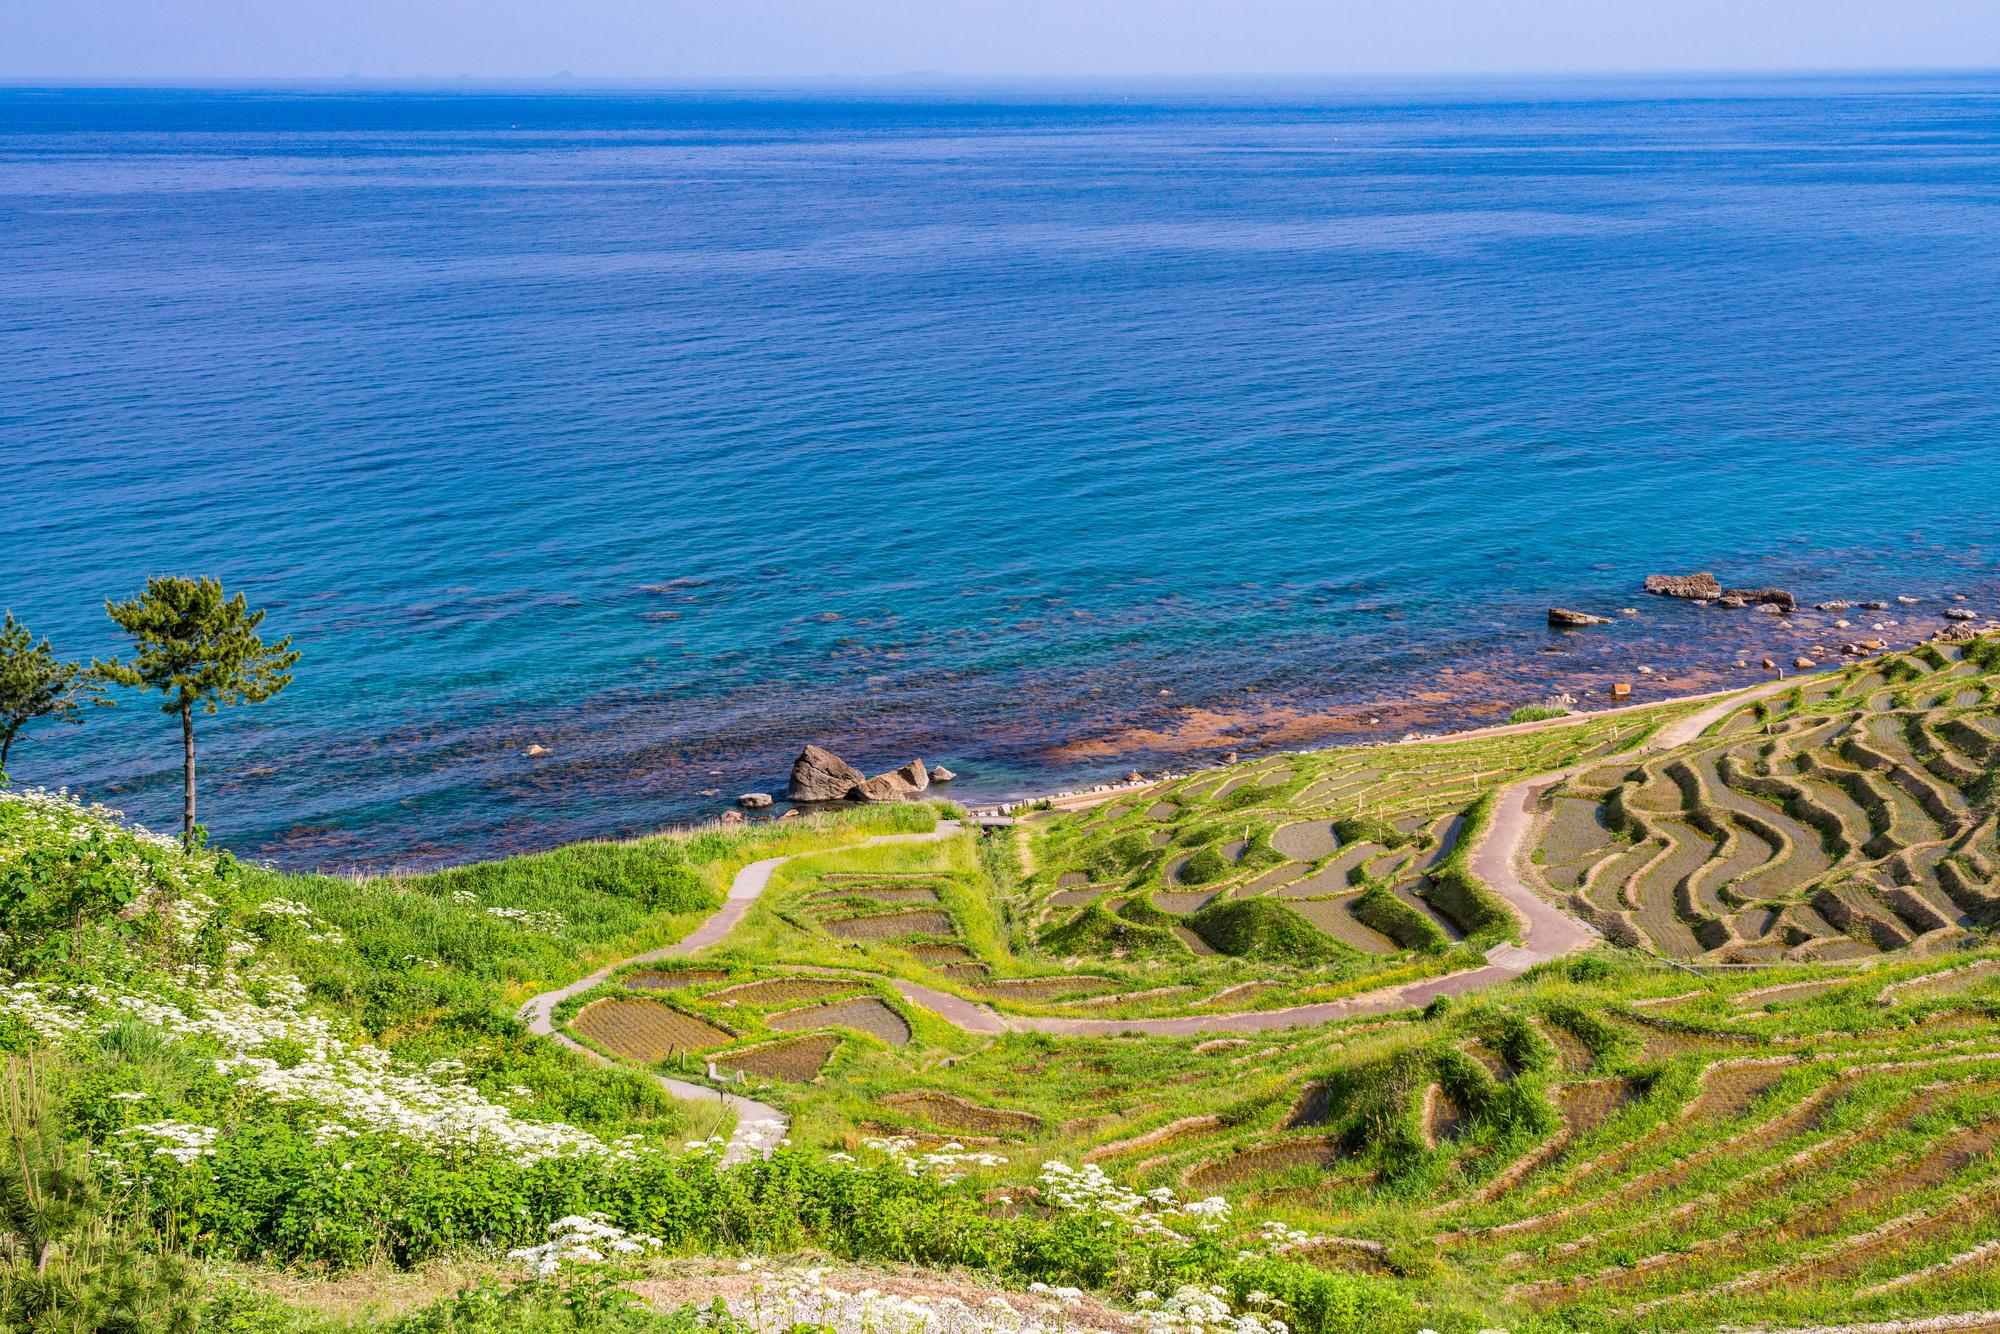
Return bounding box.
[822,909,956,941]
[545,635,2000,1333]
[1024,692,1714,962]
[878,1091,1043,1134]
[1286,897,1397,953]
[1882,958,2000,1004]
[716,1033,839,1082]
[1526,646,2000,961]
[812,885,941,905]
[1187,1137,1347,1190]
[767,996,912,1045]
[572,999,735,1060]
[623,967,728,991]
[1272,821,1341,861]
[707,977,864,1006]
[976,975,1115,1001]
[905,943,973,964]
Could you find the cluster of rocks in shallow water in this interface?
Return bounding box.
[1641,572,1798,613]
[1548,573,1987,636]
[782,744,956,805]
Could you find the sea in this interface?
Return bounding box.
[4,75,1998,869]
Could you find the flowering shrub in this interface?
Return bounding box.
[508,1214,664,1277]
[486,905,568,933]
[254,898,346,945]
[1135,1286,1287,1334]
[861,1135,1009,1182]
[0,787,230,979]
[1037,1161,1230,1242]
[117,1118,219,1165]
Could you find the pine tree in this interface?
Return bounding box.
[0,612,109,778]
[96,576,299,848]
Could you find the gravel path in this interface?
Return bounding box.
[517,821,963,1163]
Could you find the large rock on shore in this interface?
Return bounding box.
[1723,587,1796,613]
[850,759,930,802]
[788,745,867,802]
[1548,608,1614,627]
[1645,573,1721,600]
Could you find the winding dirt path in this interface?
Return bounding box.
[517,821,963,1162]
[519,678,1803,1146]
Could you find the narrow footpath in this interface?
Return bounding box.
[517,821,963,1162]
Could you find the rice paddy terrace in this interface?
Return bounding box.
[543,635,2000,1330]
[1531,642,2000,964]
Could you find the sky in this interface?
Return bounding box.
[5,0,2000,80]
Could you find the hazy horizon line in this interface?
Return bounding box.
[4,65,1999,90]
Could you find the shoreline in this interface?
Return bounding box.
[954,615,1997,819]
[300,610,1995,877]
[127,595,1994,876]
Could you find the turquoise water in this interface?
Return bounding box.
[5,77,1998,867]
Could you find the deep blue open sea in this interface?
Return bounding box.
[5,76,1999,868]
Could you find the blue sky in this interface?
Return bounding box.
[6,0,1999,80]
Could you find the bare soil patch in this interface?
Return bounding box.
[823,910,955,941]
[573,1000,735,1061]
[708,977,863,1006]
[716,1033,840,1082]
[768,996,912,1045]
[879,1091,1044,1134]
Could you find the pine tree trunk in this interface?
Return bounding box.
[181,700,196,848]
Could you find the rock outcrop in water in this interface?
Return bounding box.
[788,745,867,802]
[850,759,930,803]
[789,745,936,802]
[1723,587,1796,613]
[1645,573,1721,600]
[1548,608,1614,627]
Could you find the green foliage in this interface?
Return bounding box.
[1414,795,1514,947]
[0,1061,205,1334]
[1175,846,1230,886]
[1109,831,1157,872]
[1879,655,1926,684]
[416,840,712,917]
[1507,703,1570,725]
[0,794,235,982]
[1116,895,1175,928]
[1330,816,1412,851]
[1538,997,1628,1063]
[1215,783,1277,813]
[0,612,110,776]
[1350,886,1448,953]
[1964,632,2000,673]
[1039,902,1182,960]
[389,1278,720,1334]
[1223,1256,1418,1334]
[1187,898,1346,964]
